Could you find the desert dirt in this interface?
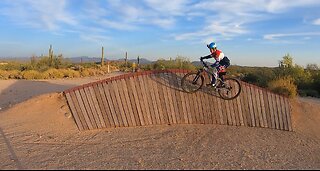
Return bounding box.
[0,72,319,170]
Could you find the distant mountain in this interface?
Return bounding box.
[66,56,154,64]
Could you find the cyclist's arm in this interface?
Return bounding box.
[200,55,212,61]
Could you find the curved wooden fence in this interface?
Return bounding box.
[63,69,292,131]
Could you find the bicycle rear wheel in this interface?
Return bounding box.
[218,78,241,100]
[181,72,204,93]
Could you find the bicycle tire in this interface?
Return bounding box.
[218,78,241,100]
[181,72,204,93]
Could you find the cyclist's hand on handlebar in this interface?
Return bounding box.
[200,57,204,61]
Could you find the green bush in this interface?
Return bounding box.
[268,77,297,98]
[298,89,319,98]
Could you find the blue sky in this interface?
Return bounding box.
[0,0,320,67]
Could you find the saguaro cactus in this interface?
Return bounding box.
[101,46,104,66]
[49,45,53,67]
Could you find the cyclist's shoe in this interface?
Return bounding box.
[206,83,216,87]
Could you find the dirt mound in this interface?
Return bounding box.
[0,94,319,169]
[291,97,320,141]
[0,93,77,135]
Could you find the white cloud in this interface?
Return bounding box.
[1,0,76,30]
[264,32,320,40]
[313,18,320,25]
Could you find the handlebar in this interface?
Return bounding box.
[200,59,208,68]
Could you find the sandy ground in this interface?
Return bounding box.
[0,71,123,110]
[0,74,319,169]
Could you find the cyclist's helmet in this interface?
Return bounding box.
[207,42,217,49]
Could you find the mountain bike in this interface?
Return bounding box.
[181,60,241,100]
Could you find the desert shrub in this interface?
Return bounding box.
[0,70,9,79]
[8,70,22,79]
[21,70,43,80]
[268,76,297,98]
[80,68,98,77]
[42,68,65,79]
[60,69,81,78]
[151,57,197,70]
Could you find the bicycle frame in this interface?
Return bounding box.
[196,61,223,85]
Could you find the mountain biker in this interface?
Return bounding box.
[200,41,230,87]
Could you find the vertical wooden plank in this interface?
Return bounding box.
[80,88,98,129]
[70,91,89,130]
[235,83,244,126]
[111,80,129,127]
[262,89,272,129]
[102,82,119,127]
[74,90,92,130]
[168,72,179,124]
[254,88,264,127]
[186,74,196,124]
[138,75,155,125]
[204,89,215,124]
[121,79,137,126]
[196,91,205,124]
[77,89,96,129]
[233,81,242,126]
[280,95,289,131]
[168,72,181,124]
[135,76,148,125]
[229,81,239,126]
[285,98,293,131]
[258,89,268,128]
[206,90,217,124]
[250,86,259,127]
[271,93,280,130]
[198,90,208,124]
[224,95,232,125]
[157,73,170,124]
[89,86,107,128]
[146,74,161,125]
[65,93,84,131]
[150,73,165,124]
[215,96,224,125]
[124,78,141,126]
[135,75,152,125]
[276,94,284,130]
[161,72,175,124]
[228,98,236,126]
[84,87,102,129]
[176,72,189,124]
[272,93,280,130]
[129,77,145,126]
[142,75,157,124]
[116,79,132,127]
[105,81,123,127]
[267,91,275,129]
[247,85,256,127]
[239,83,249,126]
[93,84,111,128]
[98,83,115,127]
[183,72,194,124]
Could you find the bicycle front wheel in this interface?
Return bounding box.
[181,72,204,93]
[218,78,241,100]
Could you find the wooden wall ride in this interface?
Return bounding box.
[63,70,292,131]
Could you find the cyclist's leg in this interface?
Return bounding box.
[209,64,219,86]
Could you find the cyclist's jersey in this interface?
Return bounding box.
[211,49,224,62]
